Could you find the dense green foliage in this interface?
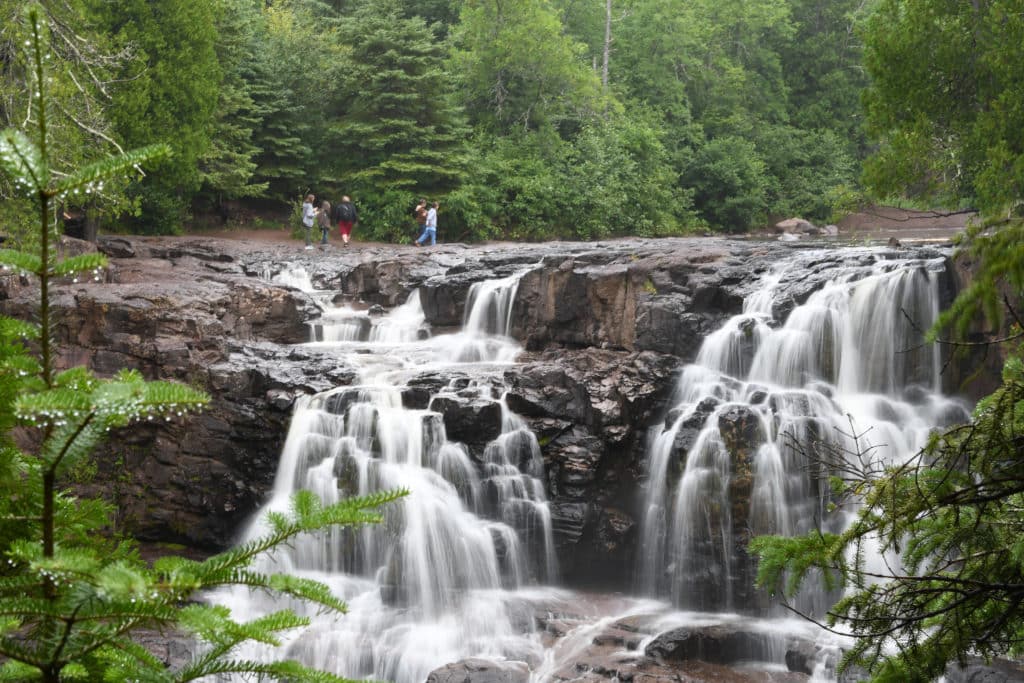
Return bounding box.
[329,0,470,242]
[88,0,222,233]
[862,0,1024,213]
[752,1,1024,680]
[0,8,401,680]
[1,0,876,238]
[0,0,140,246]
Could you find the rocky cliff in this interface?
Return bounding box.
[0,235,964,591]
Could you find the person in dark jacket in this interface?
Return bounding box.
[334,196,358,246]
[317,199,332,247]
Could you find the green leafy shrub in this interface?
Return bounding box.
[682,135,771,232]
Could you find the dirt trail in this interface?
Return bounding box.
[181,204,973,247]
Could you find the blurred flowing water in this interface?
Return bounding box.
[209,270,563,682]
[212,249,969,681]
[636,252,968,618]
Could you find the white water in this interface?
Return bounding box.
[637,253,969,618]
[215,249,970,681]
[209,270,560,682]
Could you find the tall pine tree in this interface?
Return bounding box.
[196,0,269,210]
[327,0,469,241]
[88,0,221,233]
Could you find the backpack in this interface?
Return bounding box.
[335,202,355,223]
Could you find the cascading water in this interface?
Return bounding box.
[208,270,558,683]
[214,246,973,682]
[445,273,525,363]
[270,266,315,292]
[637,252,970,617]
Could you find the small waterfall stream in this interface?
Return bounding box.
[220,247,972,681]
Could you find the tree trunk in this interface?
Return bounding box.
[602,0,612,89]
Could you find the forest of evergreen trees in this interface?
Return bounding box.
[0,0,873,242]
[3,2,1024,681]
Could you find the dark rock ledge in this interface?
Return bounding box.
[0,234,958,570]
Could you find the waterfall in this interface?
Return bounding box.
[216,251,971,681]
[445,273,524,363]
[463,274,521,336]
[313,291,427,344]
[271,266,315,292]
[210,269,558,683]
[637,252,970,615]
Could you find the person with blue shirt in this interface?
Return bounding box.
[415,201,438,246]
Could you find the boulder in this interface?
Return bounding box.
[132,628,195,671]
[645,625,775,665]
[664,398,719,479]
[774,218,818,235]
[429,394,504,452]
[945,657,1024,683]
[426,658,530,683]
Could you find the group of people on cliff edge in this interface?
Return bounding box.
[301,194,358,249]
[300,194,440,249]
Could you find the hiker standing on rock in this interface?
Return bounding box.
[317,199,332,248]
[301,194,317,250]
[414,198,427,236]
[333,195,358,247]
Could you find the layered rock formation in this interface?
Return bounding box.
[15,232,1021,681]
[0,234,964,584]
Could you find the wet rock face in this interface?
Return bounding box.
[508,244,759,358]
[537,607,817,683]
[2,238,356,550]
[664,397,719,480]
[646,625,776,665]
[944,657,1024,683]
[2,234,965,575]
[717,404,765,545]
[429,394,504,454]
[76,342,357,549]
[946,247,1024,400]
[504,349,678,586]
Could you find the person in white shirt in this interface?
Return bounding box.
[415,201,438,246]
[301,194,317,249]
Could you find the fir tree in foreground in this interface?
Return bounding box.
[0,6,402,681]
